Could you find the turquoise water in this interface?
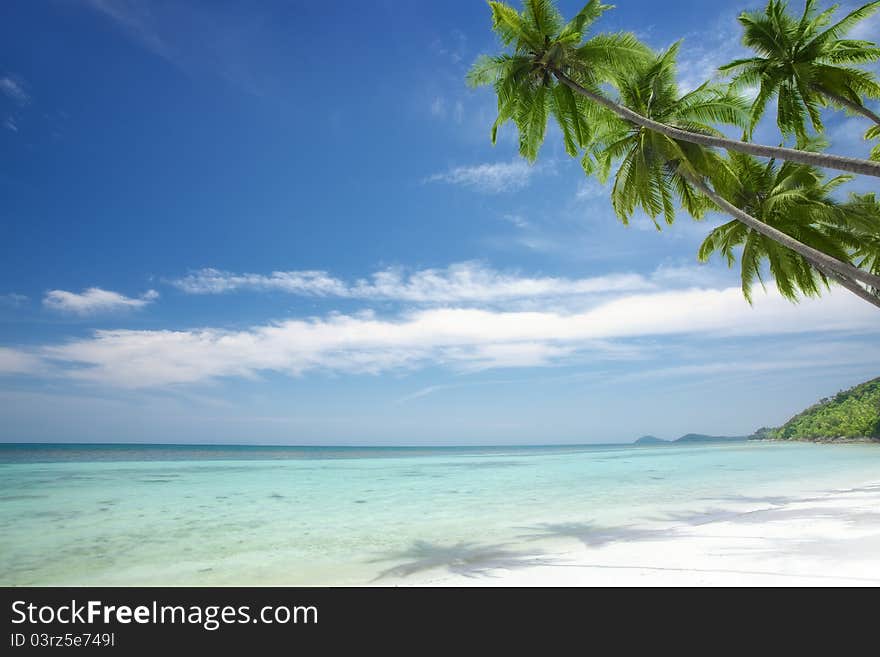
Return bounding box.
[1,441,879,585]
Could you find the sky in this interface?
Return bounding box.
[1,0,878,445]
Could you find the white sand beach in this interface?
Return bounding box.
[389,480,880,586]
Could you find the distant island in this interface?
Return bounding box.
[633,435,666,445]
[750,377,880,443]
[675,433,748,444]
[632,377,880,446]
[633,433,747,445]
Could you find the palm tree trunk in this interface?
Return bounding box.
[814,265,880,310]
[676,168,880,298]
[812,85,880,127]
[553,71,880,178]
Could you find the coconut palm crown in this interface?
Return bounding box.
[833,192,880,277]
[466,0,651,161]
[698,152,867,302]
[583,43,750,228]
[720,0,880,144]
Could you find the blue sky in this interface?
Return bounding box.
[1,0,878,445]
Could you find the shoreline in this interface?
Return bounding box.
[383,478,880,587]
[751,437,880,444]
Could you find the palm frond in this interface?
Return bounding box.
[523,0,564,37]
[808,1,880,51]
[557,0,610,43]
[722,0,880,142]
[488,1,541,48]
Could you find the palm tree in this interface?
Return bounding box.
[867,125,880,160]
[698,153,880,308]
[720,0,880,145]
[830,191,880,279]
[468,0,880,180]
[466,0,651,161]
[582,43,745,229]
[583,45,880,303]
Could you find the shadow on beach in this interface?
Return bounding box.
[517,521,675,548]
[370,540,559,580]
[698,493,811,506]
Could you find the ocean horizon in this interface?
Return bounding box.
[3,440,879,586]
[0,440,692,462]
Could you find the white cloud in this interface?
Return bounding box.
[429,96,464,124]
[430,29,467,65]
[83,0,174,60]
[500,214,530,229]
[0,76,29,105]
[651,262,731,288]
[0,347,42,375]
[43,288,159,315]
[171,269,347,296]
[3,117,18,132]
[827,116,876,161]
[10,285,876,388]
[170,262,653,303]
[452,100,464,124]
[575,179,610,201]
[848,3,880,42]
[620,354,879,384]
[81,0,277,95]
[677,49,729,94]
[675,13,751,93]
[430,96,446,118]
[426,160,538,193]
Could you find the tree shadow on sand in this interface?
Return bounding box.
[657,508,752,526]
[658,505,880,528]
[518,521,675,548]
[697,493,805,506]
[370,540,559,581]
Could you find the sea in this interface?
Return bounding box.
[2,441,878,585]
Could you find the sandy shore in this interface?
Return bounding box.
[384,480,880,586]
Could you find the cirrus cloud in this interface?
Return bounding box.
[0,75,29,105]
[425,160,540,193]
[169,261,652,304]
[43,288,159,315]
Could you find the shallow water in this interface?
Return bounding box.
[1,441,878,585]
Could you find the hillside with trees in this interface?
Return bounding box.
[758,378,880,441]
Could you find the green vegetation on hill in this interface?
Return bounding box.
[674,433,747,444]
[763,377,880,441]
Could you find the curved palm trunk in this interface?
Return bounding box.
[553,71,880,178]
[812,85,880,127]
[814,265,880,310]
[677,169,880,300]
